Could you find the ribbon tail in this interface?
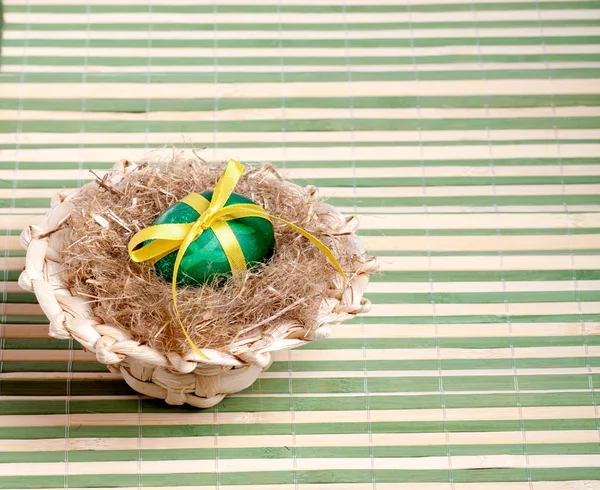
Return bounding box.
[171,228,210,360]
[270,215,346,281]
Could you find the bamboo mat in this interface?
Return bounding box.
[1,0,600,488]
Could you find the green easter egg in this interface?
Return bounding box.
[152,192,275,286]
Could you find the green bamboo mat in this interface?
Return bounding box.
[1,0,600,488]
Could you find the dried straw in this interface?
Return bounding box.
[61,154,364,355]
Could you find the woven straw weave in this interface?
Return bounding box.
[18,159,378,408]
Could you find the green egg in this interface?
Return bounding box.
[151,192,275,286]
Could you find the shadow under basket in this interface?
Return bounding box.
[18,159,378,408]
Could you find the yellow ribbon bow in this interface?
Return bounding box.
[128,159,345,359]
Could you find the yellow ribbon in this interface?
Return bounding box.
[128,159,345,359]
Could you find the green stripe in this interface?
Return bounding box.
[3,68,600,84]
[1,316,51,324]
[1,442,599,464]
[0,391,598,414]
[4,269,600,282]
[4,54,600,68]
[1,362,111,373]
[4,116,600,133]
[368,290,600,303]
[270,358,600,371]
[5,52,600,67]
[0,467,599,487]
[3,375,599,396]
[5,19,600,31]
[6,17,598,29]
[0,95,598,111]
[5,381,592,401]
[0,419,596,439]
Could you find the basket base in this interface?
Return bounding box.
[120,360,268,408]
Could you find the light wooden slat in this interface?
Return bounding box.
[6,10,600,23]
[2,321,599,339]
[4,106,600,120]
[5,35,600,57]
[3,232,600,254]
[5,0,588,5]
[5,63,600,74]
[3,213,599,232]
[0,485,594,490]
[2,454,600,476]
[4,28,600,41]
[3,184,600,201]
[1,429,598,452]
[2,165,599,181]
[3,254,600,274]
[2,345,599,363]
[3,145,599,164]
[5,129,596,145]
[2,80,598,99]
[3,254,600,273]
[0,485,595,490]
[0,406,596,427]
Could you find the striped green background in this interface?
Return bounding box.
[1,0,600,488]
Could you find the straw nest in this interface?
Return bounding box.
[19,153,378,407]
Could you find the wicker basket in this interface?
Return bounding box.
[18,159,378,408]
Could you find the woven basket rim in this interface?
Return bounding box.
[19,158,378,406]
